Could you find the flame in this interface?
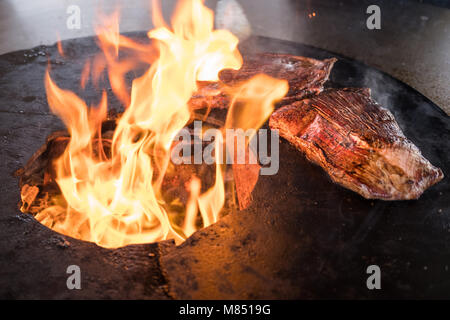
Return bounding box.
[36,0,287,248]
[56,33,65,57]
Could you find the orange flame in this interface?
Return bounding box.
[38,0,288,248]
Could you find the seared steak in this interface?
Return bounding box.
[269,88,444,200]
[189,53,336,110]
[220,53,336,99]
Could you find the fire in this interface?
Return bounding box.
[35,0,288,248]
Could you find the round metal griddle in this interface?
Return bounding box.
[0,33,448,299]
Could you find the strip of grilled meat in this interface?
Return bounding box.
[269,88,444,200]
[189,53,336,110]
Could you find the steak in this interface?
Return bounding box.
[269,88,444,200]
[189,53,336,110]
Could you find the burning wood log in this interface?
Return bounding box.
[269,88,444,200]
[16,131,70,214]
[16,123,237,231]
[232,155,260,210]
[15,128,116,213]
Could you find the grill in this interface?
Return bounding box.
[0,0,449,300]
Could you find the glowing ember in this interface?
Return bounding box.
[31,0,287,248]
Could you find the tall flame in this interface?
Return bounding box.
[37,0,287,248]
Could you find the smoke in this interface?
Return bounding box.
[362,67,396,112]
[215,0,252,41]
